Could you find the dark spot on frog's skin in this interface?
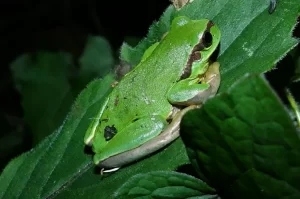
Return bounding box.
[114,95,119,106]
[123,97,127,100]
[130,75,137,83]
[104,125,118,141]
[268,0,276,14]
[191,51,201,61]
[132,118,139,122]
[101,118,109,122]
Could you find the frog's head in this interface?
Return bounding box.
[170,16,221,78]
[172,16,221,61]
[193,19,221,63]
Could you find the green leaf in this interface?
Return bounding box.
[79,36,114,80]
[181,74,300,198]
[55,139,189,199]
[10,36,114,145]
[0,74,115,198]
[115,171,218,199]
[229,168,300,199]
[121,0,299,91]
[123,36,143,47]
[10,52,75,144]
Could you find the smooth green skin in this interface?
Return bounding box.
[84,16,221,166]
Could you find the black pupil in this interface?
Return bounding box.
[203,31,213,48]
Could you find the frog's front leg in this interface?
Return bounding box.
[168,62,220,106]
[93,115,168,166]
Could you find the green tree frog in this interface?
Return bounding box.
[84,16,221,171]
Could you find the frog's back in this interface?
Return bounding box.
[100,19,207,131]
[103,45,187,122]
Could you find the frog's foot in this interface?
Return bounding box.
[168,62,220,106]
[99,105,199,169]
[100,167,120,175]
[203,62,221,96]
[94,115,168,167]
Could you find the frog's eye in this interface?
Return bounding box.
[202,31,213,48]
